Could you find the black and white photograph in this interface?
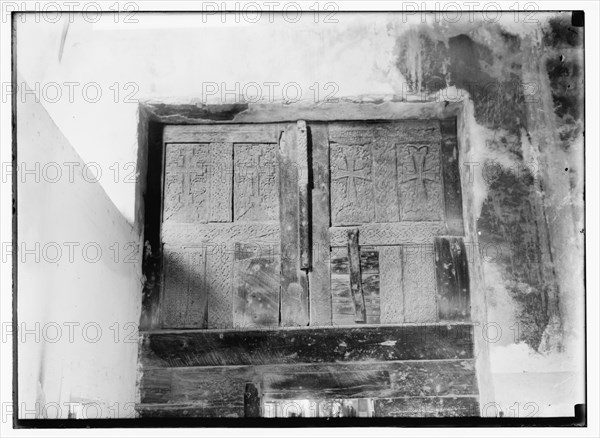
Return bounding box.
[0,1,597,434]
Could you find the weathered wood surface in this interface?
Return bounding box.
[161,126,283,329]
[136,403,243,418]
[149,100,462,126]
[162,221,280,245]
[163,143,233,224]
[161,246,208,328]
[330,142,374,225]
[140,359,478,405]
[328,121,444,225]
[331,247,380,325]
[160,223,279,330]
[379,246,404,324]
[439,118,465,235]
[397,141,443,221]
[297,121,311,270]
[206,249,234,329]
[244,383,261,417]
[329,222,445,246]
[328,120,443,145]
[163,123,281,143]
[308,124,332,325]
[233,243,280,327]
[347,229,366,323]
[373,396,479,417]
[263,370,390,399]
[373,137,401,223]
[435,237,471,321]
[140,324,474,368]
[279,124,309,326]
[233,143,279,222]
[402,244,438,323]
[209,143,234,222]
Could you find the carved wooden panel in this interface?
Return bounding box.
[162,126,283,329]
[331,143,374,225]
[330,222,445,246]
[159,119,461,329]
[162,244,236,329]
[402,244,438,323]
[162,246,208,328]
[206,247,234,329]
[373,139,401,222]
[234,143,279,222]
[379,246,404,324]
[164,124,281,144]
[328,121,445,226]
[326,120,456,326]
[162,222,280,246]
[163,143,233,224]
[397,142,443,221]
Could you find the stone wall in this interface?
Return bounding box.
[391,14,584,415]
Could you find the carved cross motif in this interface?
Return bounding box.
[237,161,261,210]
[332,156,371,202]
[233,143,279,222]
[401,145,438,201]
[169,150,194,204]
[246,171,262,206]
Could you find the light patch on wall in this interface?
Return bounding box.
[490,342,584,374]
[91,12,260,30]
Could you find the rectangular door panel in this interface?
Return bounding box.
[323,120,458,325]
[161,124,284,329]
[233,243,280,328]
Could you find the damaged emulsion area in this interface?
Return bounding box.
[393,20,582,351]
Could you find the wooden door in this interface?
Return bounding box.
[308,119,469,326]
[159,123,309,329]
[158,118,469,329]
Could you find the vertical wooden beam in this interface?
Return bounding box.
[279,125,309,326]
[440,118,464,235]
[347,228,366,323]
[244,383,261,418]
[297,121,311,270]
[308,124,332,326]
[435,236,471,321]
